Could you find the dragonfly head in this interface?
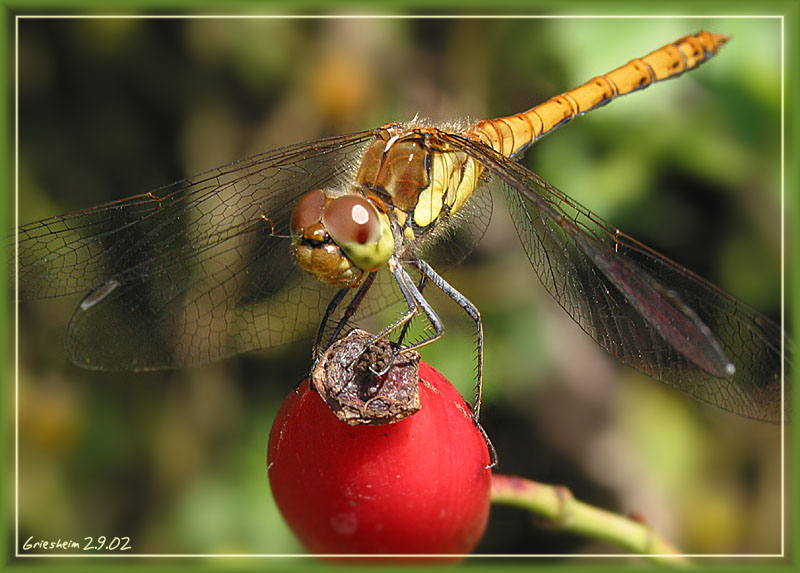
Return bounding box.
[290,189,395,288]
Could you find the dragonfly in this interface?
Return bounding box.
[13,31,789,425]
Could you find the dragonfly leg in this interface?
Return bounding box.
[411,258,496,468]
[306,272,378,396]
[333,261,432,388]
[314,288,350,362]
[396,273,428,348]
[364,272,429,377]
[476,418,498,469]
[412,259,484,420]
[359,258,444,354]
[314,271,378,361]
[303,287,349,395]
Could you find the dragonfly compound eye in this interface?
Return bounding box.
[290,189,327,238]
[323,195,394,272]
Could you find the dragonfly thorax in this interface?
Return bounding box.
[356,127,481,235]
[356,135,430,213]
[289,189,394,288]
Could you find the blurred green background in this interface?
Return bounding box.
[13,16,787,562]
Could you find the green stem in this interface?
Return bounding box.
[490,473,690,566]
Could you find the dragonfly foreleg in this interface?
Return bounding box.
[314,272,379,362]
[314,288,349,362]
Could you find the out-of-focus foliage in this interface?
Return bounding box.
[14,17,785,560]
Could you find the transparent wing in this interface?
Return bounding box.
[14,131,383,370]
[438,131,789,423]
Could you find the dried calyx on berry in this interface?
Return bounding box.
[312,330,422,425]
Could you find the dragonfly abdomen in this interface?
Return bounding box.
[468,31,729,159]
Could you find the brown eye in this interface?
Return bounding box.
[323,196,381,245]
[290,189,327,237]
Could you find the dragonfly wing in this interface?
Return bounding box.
[14,131,375,299]
[64,231,338,370]
[439,131,788,423]
[15,131,378,370]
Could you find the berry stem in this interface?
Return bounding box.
[490,474,688,565]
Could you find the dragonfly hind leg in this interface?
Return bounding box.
[412,258,485,421]
[410,258,497,468]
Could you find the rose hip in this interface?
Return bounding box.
[267,361,491,557]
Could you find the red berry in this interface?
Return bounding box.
[267,361,491,558]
